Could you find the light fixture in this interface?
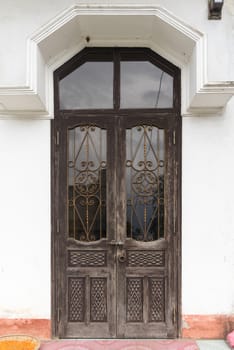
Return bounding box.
[208,0,224,20]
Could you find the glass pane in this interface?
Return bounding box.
[60,62,113,109]
[68,125,107,241]
[121,61,173,108]
[126,125,165,241]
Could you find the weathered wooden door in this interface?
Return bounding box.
[116,115,178,338]
[52,48,181,339]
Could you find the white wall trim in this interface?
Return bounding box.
[0,4,233,119]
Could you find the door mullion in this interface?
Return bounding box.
[112,116,119,337]
[113,49,120,110]
[116,116,126,243]
[116,116,127,338]
[106,117,118,337]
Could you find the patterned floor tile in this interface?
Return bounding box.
[40,340,198,350]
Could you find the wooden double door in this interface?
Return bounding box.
[52,113,180,339]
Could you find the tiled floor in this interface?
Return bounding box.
[197,340,230,350]
[40,340,198,350]
[40,340,231,350]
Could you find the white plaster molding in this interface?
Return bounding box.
[0,4,233,119]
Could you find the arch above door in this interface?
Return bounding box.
[0,4,233,118]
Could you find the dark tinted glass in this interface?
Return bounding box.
[60,62,113,109]
[121,61,173,108]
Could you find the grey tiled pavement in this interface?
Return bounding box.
[197,340,231,350]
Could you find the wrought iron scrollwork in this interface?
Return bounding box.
[126,125,164,241]
[68,125,107,241]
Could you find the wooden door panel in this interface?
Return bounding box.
[116,118,176,338]
[117,258,172,338]
[117,246,174,338]
[55,114,178,339]
[65,270,115,338]
[58,118,117,338]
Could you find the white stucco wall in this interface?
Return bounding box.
[182,98,234,315]
[0,0,233,87]
[0,120,51,318]
[0,0,233,319]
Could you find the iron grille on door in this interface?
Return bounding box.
[126,125,165,241]
[68,125,107,241]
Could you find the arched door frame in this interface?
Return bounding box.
[51,47,181,338]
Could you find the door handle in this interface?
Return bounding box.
[118,252,126,263]
[109,241,126,263]
[108,240,124,246]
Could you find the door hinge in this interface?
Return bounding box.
[57,308,61,323]
[173,130,176,145]
[172,306,176,324]
[173,215,176,235]
[56,131,60,145]
[56,219,60,234]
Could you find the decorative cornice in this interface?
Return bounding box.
[0,4,233,118]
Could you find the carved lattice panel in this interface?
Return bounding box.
[68,277,85,322]
[127,250,165,267]
[149,278,165,322]
[126,125,165,241]
[126,278,143,322]
[68,250,106,267]
[90,278,107,322]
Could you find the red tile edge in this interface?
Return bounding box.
[0,315,233,340]
[182,314,234,339]
[0,319,51,339]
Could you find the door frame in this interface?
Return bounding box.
[51,47,182,338]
